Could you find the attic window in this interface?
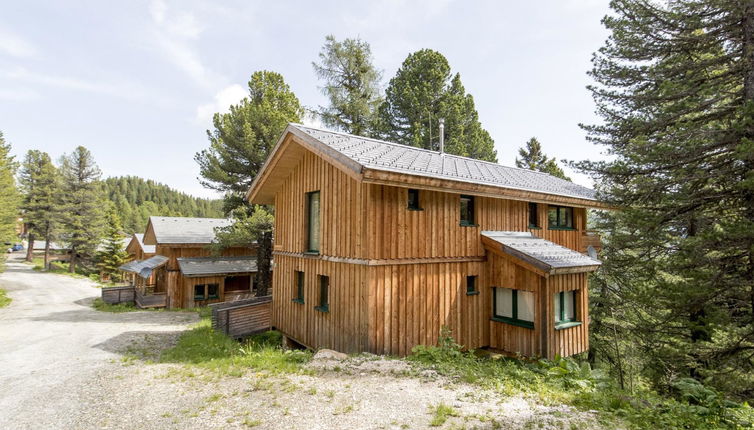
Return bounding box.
[407,189,422,211]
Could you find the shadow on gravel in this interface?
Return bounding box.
[94,330,187,360]
[31,308,198,325]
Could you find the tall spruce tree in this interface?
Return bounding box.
[579,0,754,398]
[59,146,104,273]
[313,35,383,136]
[97,205,128,282]
[376,49,497,161]
[515,137,571,180]
[195,71,303,213]
[0,132,19,245]
[18,150,59,266]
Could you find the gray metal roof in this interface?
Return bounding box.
[149,216,232,244]
[133,233,156,254]
[177,256,258,277]
[290,124,597,201]
[482,231,601,274]
[32,240,68,251]
[119,255,168,279]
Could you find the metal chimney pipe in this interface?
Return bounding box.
[438,118,445,154]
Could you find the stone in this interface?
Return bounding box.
[312,349,348,361]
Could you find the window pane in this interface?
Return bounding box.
[495,288,513,318]
[517,291,535,322]
[460,197,469,222]
[564,291,575,320]
[554,292,561,323]
[319,275,329,307]
[466,276,476,293]
[308,192,320,251]
[194,284,205,300]
[548,207,558,228]
[529,202,538,227]
[208,284,219,298]
[564,207,573,228]
[408,189,420,209]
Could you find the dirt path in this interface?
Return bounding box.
[0,254,199,429]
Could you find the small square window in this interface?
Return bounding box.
[207,284,219,299]
[466,275,478,295]
[194,284,205,301]
[407,189,422,210]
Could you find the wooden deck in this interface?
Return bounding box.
[135,289,167,308]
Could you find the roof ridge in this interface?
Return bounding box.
[291,123,562,178]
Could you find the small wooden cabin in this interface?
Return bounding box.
[247,124,606,359]
[122,217,258,309]
[122,233,156,286]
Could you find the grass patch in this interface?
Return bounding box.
[91,297,212,318]
[159,318,311,375]
[0,288,10,308]
[429,403,459,427]
[409,330,754,429]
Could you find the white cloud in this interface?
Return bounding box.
[0,28,37,58]
[195,84,247,123]
[0,87,40,101]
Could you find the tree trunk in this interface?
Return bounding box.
[25,232,34,262]
[44,239,50,270]
[69,250,76,273]
[255,231,272,297]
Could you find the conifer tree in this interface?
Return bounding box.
[59,146,104,273]
[579,0,754,397]
[195,71,303,213]
[18,150,59,266]
[515,137,571,180]
[313,35,383,136]
[376,49,497,161]
[0,132,19,245]
[97,205,128,282]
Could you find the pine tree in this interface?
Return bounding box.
[579,0,754,398]
[195,71,303,213]
[376,49,497,161]
[97,205,128,282]
[18,150,60,266]
[313,35,383,136]
[515,137,571,180]
[0,132,19,245]
[59,146,104,273]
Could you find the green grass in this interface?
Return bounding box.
[91,297,213,318]
[158,319,311,375]
[429,403,459,427]
[408,331,754,430]
[0,288,10,308]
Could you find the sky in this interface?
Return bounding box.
[0,0,611,199]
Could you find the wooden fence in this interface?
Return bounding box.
[101,285,135,304]
[210,296,272,339]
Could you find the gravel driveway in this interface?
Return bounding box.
[0,254,198,429]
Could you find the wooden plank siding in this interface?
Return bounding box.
[546,273,590,358]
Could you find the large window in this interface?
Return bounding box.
[306,191,321,252]
[407,188,422,210]
[293,271,304,304]
[554,290,579,328]
[315,275,329,312]
[492,287,534,329]
[528,202,539,228]
[460,195,476,226]
[548,205,574,229]
[193,283,220,301]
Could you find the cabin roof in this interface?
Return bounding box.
[119,255,169,279]
[481,231,601,275]
[143,216,231,245]
[177,256,258,277]
[129,233,156,254]
[247,124,603,207]
[32,240,68,251]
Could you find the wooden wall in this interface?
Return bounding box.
[274,150,368,259]
[155,245,254,271]
[366,261,487,356]
[545,273,590,358]
[272,254,369,353]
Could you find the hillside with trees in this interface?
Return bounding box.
[102,176,223,234]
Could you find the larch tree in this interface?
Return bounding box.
[579,0,754,398]
[376,49,497,161]
[313,35,383,136]
[195,70,303,213]
[18,150,60,266]
[515,137,571,180]
[0,132,19,245]
[59,146,104,273]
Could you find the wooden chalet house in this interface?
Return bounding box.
[122,233,156,286]
[247,124,606,359]
[121,217,258,309]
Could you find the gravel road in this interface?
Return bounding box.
[0,254,198,429]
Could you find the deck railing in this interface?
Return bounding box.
[581,230,602,254]
[101,285,135,304]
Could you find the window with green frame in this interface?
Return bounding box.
[547,205,574,229]
[407,188,422,210]
[207,283,219,299]
[292,271,304,304]
[315,275,329,312]
[492,287,535,329]
[306,191,321,252]
[460,195,476,226]
[554,290,580,328]
[466,275,479,295]
[528,202,540,228]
